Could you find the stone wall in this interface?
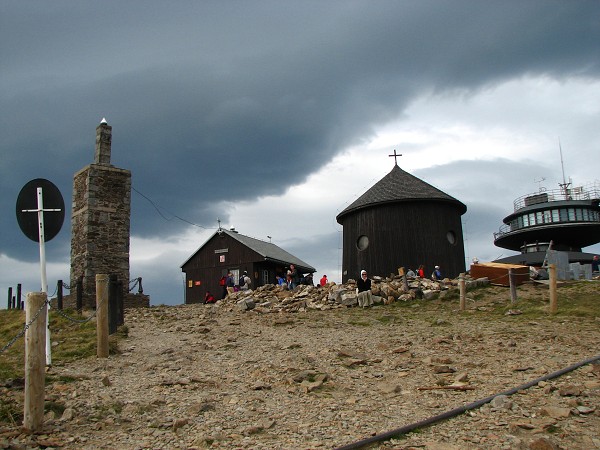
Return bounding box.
[54,293,149,310]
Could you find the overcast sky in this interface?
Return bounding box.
[1,1,599,307]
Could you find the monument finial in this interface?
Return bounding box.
[388,149,402,166]
[100,117,108,125]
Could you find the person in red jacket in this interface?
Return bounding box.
[320,274,328,286]
[204,291,216,304]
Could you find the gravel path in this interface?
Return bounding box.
[3,290,600,450]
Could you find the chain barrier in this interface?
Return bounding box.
[61,281,74,290]
[128,278,139,292]
[0,297,49,355]
[49,303,97,324]
[1,278,115,357]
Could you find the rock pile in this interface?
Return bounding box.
[224,275,490,313]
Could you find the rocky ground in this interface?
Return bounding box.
[2,280,599,450]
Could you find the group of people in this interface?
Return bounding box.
[405,264,443,281]
[355,264,444,309]
[206,262,446,305]
[213,270,253,301]
[275,264,319,290]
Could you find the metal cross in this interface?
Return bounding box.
[389,149,402,166]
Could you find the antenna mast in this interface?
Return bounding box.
[558,137,571,200]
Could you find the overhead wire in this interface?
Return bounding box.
[131,186,217,230]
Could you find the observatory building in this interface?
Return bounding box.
[494,181,600,266]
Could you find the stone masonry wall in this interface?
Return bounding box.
[70,163,131,308]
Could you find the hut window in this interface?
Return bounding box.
[446,231,456,245]
[356,235,369,251]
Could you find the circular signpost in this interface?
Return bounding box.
[16,178,65,242]
[15,178,65,367]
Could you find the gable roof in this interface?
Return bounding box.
[180,229,316,273]
[336,164,467,222]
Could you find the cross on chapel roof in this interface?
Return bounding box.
[388,149,402,166]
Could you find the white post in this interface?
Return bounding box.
[36,188,52,366]
[22,186,62,366]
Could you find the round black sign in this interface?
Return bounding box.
[16,178,65,242]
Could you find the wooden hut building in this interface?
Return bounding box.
[336,162,467,282]
[181,228,316,304]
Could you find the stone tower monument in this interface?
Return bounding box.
[70,119,131,307]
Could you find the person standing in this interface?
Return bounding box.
[356,269,373,308]
[417,265,425,278]
[226,272,235,295]
[289,264,300,289]
[432,265,443,281]
[320,274,328,286]
[592,255,599,274]
[219,275,227,299]
[239,271,251,290]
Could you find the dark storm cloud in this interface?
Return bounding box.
[1,1,599,264]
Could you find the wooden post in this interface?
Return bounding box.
[24,292,47,432]
[459,273,466,311]
[398,267,409,292]
[117,279,124,327]
[508,269,517,304]
[549,263,558,314]
[7,287,12,309]
[76,276,83,314]
[108,274,119,335]
[96,274,109,358]
[57,280,63,310]
[17,284,22,310]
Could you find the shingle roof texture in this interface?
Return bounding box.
[336,164,467,221]
[181,229,316,273]
[223,229,316,272]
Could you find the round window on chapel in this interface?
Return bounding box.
[447,230,456,245]
[356,235,369,251]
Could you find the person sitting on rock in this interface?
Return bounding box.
[204,291,216,304]
[593,255,599,274]
[320,274,328,286]
[356,270,373,308]
[431,265,443,281]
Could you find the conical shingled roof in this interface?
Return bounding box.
[336,164,467,222]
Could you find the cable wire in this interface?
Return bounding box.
[132,186,216,229]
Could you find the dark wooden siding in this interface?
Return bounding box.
[181,233,299,304]
[339,201,465,282]
[181,233,263,304]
